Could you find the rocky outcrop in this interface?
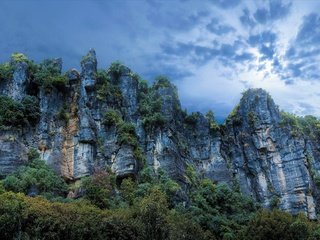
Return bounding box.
[1,51,320,219]
[222,89,317,219]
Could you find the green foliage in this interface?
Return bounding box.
[240,209,313,240]
[2,150,67,196]
[0,181,5,194]
[0,192,140,240]
[21,95,40,124]
[206,110,219,132]
[0,192,26,239]
[96,69,123,104]
[103,109,122,127]
[183,165,258,238]
[11,53,28,63]
[248,111,256,126]
[0,95,25,128]
[153,75,172,90]
[0,62,13,80]
[313,175,320,189]
[82,170,115,209]
[185,112,200,125]
[108,61,127,81]
[117,122,138,147]
[226,104,242,126]
[33,60,68,89]
[27,148,40,161]
[57,104,70,123]
[138,187,169,240]
[138,80,166,131]
[280,112,320,139]
[0,95,40,129]
[269,195,280,209]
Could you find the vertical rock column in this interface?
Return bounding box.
[10,55,29,100]
[73,49,97,178]
[223,89,316,218]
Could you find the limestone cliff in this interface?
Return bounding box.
[0,50,320,219]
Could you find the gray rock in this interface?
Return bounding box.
[1,52,320,219]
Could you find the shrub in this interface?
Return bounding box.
[117,122,138,147]
[2,150,68,196]
[82,170,115,209]
[11,53,28,63]
[96,70,123,104]
[138,83,166,131]
[205,110,219,133]
[57,104,70,123]
[21,95,40,124]
[0,63,13,80]
[0,95,25,128]
[103,109,122,127]
[185,112,200,125]
[153,75,172,90]
[108,61,127,81]
[33,60,67,89]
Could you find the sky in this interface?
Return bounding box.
[1,0,320,121]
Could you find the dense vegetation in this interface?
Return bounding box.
[2,56,320,239]
[0,95,40,129]
[280,111,320,138]
[1,148,320,239]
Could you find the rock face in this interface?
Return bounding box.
[1,51,320,219]
[222,89,317,219]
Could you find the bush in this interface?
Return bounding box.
[185,112,200,125]
[103,109,122,127]
[205,110,219,133]
[0,63,13,80]
[33,60,67,89]
[153,75,172,90]
[117,122,138,147]
[2,150,67,196]
[96,70,123,105]
[82,170,115,209]
[0,95,40,128]
[138,82,166,131]
[108,61,127,81]
[11,53,28,63]
[240,209,311,240]
[0,95,25,128]
[21,95,40,124]
[57,104,70,123]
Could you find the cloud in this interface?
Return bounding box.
[239,8,256,28]
[296,13,320,46]
[282,13,320,81]
[206,18,235,35]
[209,0,241,9]
[1,0,320,120]
[253,0,292,24]
[248,31,277,60]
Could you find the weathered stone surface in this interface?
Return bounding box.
[111,145,137,180]
[0,132,28,176]
[2,52,320,218]
[222,89,316,218]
